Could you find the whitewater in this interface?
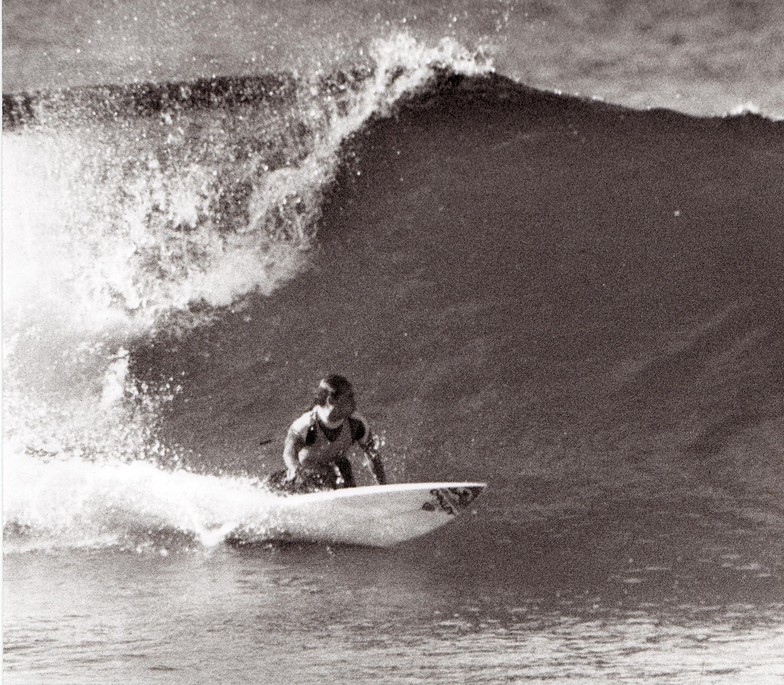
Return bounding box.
[4,1,784,683]
[3,34,494,555]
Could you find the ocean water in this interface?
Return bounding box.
[3,1,784,683]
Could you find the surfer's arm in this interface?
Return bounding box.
[282,413,313,480]
[364,445,386,485]
[350,414,387,485]
[282,430,305,480]
[361,434,386,485]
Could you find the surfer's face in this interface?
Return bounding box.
[326,388,356,422]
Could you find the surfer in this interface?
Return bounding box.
[268,375,387,493]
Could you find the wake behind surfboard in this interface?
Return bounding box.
[228,482,486,548]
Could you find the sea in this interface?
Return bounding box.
[2,1,784,683]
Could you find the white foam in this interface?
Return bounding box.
[2,449,278,553]
[2,35,495,521]
[728,101,763,117]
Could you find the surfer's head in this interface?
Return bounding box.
[314,374,356,422]
[315,375,354,405]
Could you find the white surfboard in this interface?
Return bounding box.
[229,482,487,548]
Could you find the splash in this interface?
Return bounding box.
[2,34,494,551]
[2,450,279,553]
[3,33,493,335]
[3,339,274,554]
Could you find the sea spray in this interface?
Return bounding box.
[3,33,492,332]
[2,34,493,552]
[2,450,283,553]
[4,349,278,553]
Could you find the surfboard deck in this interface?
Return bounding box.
[229,482,486,548]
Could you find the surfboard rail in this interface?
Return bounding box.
[230,481,487,548]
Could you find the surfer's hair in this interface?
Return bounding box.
[314,374,354,406]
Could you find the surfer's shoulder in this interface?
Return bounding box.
[288,410,315,439]
[348,412,370,443]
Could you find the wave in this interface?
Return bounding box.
[2,34,492,333]
[2,35,495,549]
[4,32,784,556]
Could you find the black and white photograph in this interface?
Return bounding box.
[3,1,783,682]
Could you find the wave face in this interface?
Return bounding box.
[3,36,784,568]
[2,36,494,552]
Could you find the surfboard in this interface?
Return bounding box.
[229,482,487,548]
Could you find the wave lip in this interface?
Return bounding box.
[2,34,493,335]
[2,73,300,130]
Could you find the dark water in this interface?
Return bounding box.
[4,2,784,683]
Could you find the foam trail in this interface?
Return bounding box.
[2,449,282,553]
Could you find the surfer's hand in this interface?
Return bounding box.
[285,466,299,482]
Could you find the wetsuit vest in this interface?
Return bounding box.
[288,409,369,469]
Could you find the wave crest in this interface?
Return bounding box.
[1,35,494,538]
[2,34,492,335]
